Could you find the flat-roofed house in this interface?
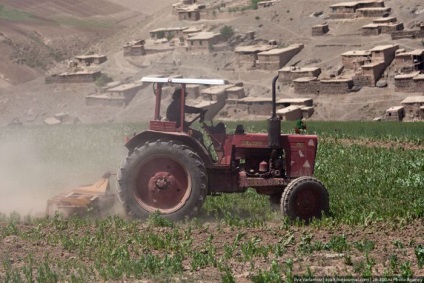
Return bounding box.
[178,7,201,21]
[369,44,398,68]
[85,83,143,107]
[393,49,424,73]
[74,54,108,66]
[235,45,276,69]
[357,7,391,17]
[257,44,304,70]
[401,96,424,120]
[187,32,220,53]
[150,27,188,40]
[383,106,405,121]
[278,66,321,83]
[276,105,302,121]
[312,24,329,36]
[123,40,146,56]
[341,50,371,70]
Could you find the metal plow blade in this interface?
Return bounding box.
[46,172,116,217]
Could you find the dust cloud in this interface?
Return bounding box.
[0,139,53,216]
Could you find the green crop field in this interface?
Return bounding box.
[0,121,423,282]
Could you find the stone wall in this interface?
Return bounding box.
[320,79,354,94]
[394,76,417,92]
[312,25,329,36]
[45,72,101,84]
[391,30,424,40]
[235,53,257,69]
[293,78,320,94]
[363,27,381,36]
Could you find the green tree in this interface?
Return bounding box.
[220,25,234,41]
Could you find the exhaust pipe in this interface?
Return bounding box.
[268,75,281,149]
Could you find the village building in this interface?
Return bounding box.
[178,7,201,21]
[383,106,405,121]
[293,77,321,94]
[45,71,102,84]
[356,7,391,18]
[85,83,143,107]
[391,24,424,40]
[278,66,321,83]
[354,61,386,87]
[277,98,314,107]
[401,96,424,120]
[369,44,398,68]
[234,45,276,69]
[234,97,275,115]
[320,78,354,94]
[276,105,303,121]
[74,54,107,66]
[201,85,230,101]
[257,0,279,9]
[393,49,424,73]
[123,40,146,57]
[394,72,424,92]
[329,0,385,19]
[182,27,202,38]
[150,27,187,40]
[362,17,403,36]
[341,50,371,70]
[186,32,221,53]
[226,86,246,100]
[312,24,329,36]
[257,44,304,70]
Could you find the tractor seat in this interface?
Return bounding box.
[235,124,245,134]
[205,122,226,135]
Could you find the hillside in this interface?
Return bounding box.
[0,0,423,125]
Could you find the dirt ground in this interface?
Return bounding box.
[1,218,423,280]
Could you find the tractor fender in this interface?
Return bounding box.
[125,130,214,167]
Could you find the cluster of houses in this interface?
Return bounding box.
[328,0,391,19]
[382,96,424,121]
[45,54,107,84]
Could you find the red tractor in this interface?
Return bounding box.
[117,75,329,222]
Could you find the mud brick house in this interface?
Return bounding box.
[394,72,423,92]
[391,24,424,40]
[187,32,220,53]
[185,84,201,99]
[201,85,230,101]
[393,49,424,73]
[257,0,279,9]
[235,45,276,69]
[329,0,385,19]
[74,55,107,66]
[257,44,304,70]
[278,67,321,83]
[320,78,354,94]
[383,106,405,121]
[293,77,321,94]
[123,40,146,56]
[341,50,371,70]
[234,97,285,115]
[277,98,313,108]
[85,83,143,107]
[150,27,187,40]
[401,96,424,120]
[312,24,329,36]
[276,105,302,121]
[357,7,390,17]
[353,61,386,86]
[45,71,102,84]
[226,86,245,100]
[178,7,201,21]
[182,27,202,38]
[369,44,398,68]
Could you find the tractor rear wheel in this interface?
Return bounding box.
[117,140,207,221]
[281,177,329,222]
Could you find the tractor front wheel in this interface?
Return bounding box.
[117,141,207,221]
[281,177,329,222]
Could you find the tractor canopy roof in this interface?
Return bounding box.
[141,76,227,86]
